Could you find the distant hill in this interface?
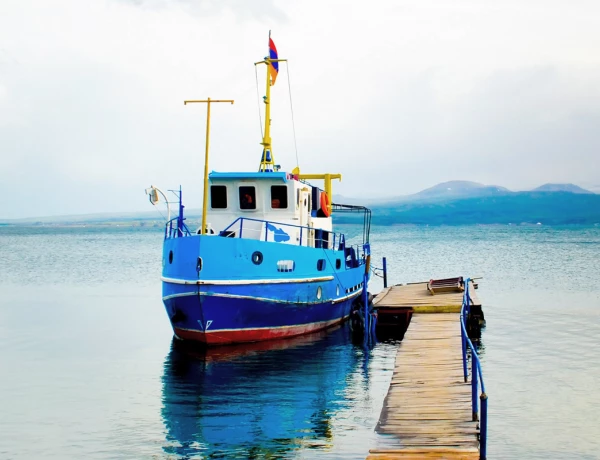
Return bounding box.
[410,180,510,200]
[3,180,598,227]
[335,180,595,209]
[359,191,600,225]
[531,183,593,194]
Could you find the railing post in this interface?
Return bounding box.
[299,227,303,246]
[480,393,488,460]
[461,314,468,382]
[239,218,243,238]
[471,356,479,421]
[382,257,388,288]
[264,220,269,241]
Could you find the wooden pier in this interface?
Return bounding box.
[374,280,480,314]
[367,282,484,460]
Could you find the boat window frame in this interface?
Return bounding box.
[270,185,288,210]
[238,183,258,211]
[210,184,228,209]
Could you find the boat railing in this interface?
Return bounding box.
[331,202,371,246]
[460,278,488,460]
[219,216,368,257]
[221,216,347,249]
[165,217,192,239]
[164,214,367,265]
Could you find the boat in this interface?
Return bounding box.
[148,34,372,345]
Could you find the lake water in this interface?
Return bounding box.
[1,224,599,459]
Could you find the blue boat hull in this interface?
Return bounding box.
[161,233,368,345]
[163,289,361,344]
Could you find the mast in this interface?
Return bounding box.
[184,98,234,235]
[260,43,273,172]
[258,31,285,172]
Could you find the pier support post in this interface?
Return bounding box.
[382,257,388,288]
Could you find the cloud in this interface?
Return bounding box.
[1,0,600,218]
[115,0,287,22]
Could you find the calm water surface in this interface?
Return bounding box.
[1,225,599,459]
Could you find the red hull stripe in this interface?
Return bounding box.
[174,317,346,345]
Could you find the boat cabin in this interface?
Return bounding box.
[205,171,333,247]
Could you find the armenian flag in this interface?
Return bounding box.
[269,37,278,85]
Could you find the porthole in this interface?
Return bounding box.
[317,286,322,300]
[196,257,203,272]
[317,259,326,271]
[252,251,263,265]
[335,259,341,270]
[169,250,173,264]
[336,285,340,296]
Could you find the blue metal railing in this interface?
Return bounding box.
[164,214,369,266]
[460,278,488,460]
[221,217,348,250]
[165,217,192,239]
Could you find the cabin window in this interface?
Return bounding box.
[210,185,227,209]
[270,185,288,209]
[239,186,256,210]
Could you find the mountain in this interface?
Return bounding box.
[361,191,600,225]
[3,180,598,227]
[410,180,510,200]
[531,183,593,194]
[336,181,594,208]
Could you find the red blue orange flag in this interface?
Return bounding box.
[269,37,279,85]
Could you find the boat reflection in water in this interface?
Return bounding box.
[161,325,361,458]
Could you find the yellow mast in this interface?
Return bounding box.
[184,98,234,235]
[256,31,286,172]
[255,34,342,216]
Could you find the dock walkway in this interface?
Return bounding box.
[374,281,480,314]
[367,282,484,459]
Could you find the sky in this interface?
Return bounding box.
[1,0,600,219]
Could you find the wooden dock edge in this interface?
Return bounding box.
[368,447,479,460]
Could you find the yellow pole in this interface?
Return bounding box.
[260,54,273,171]
[296,172,342,216]
[202,99,211,236]
[255,33,287,172]
[184,98,234,234]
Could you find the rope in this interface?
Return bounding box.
[154,206,166,221]
[321,245,348,293]
[370,265,384,279]
[285,61,300,168]
[254,65,263,137]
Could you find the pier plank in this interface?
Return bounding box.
[367,312,480,460]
